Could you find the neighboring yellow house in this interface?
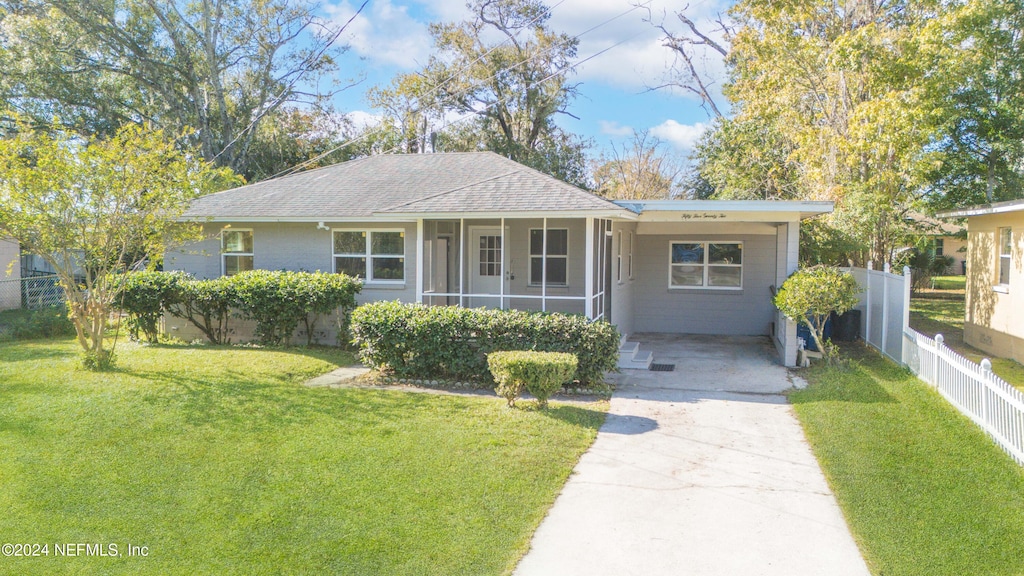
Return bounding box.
[907,211,967,275]
[939,199,1024,363]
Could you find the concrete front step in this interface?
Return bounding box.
[618,349,653,370]
[619,341,640,356]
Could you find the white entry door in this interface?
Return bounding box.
[470,227,508,307]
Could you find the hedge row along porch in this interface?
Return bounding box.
[166,152,832,367]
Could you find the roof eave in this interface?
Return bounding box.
[937,199,1024,218]
[375,209,638,220]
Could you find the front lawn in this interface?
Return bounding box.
[791,346,1024,576]
[0,338,605,575]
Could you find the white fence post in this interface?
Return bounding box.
[865,261,873,348]
[881,263,890,356]
[902,266,912,334]
[981,358,992,424]
[933,334,943,387]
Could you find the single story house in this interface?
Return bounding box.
[906,211,967,275]
[166,152,833,367]
[938,199,1024,364]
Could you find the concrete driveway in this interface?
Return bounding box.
[513,334,871,576]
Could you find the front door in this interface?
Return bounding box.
[470,227,508,308]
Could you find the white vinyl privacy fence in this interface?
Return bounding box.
[845,265,911,364]
[903,328,1024,465]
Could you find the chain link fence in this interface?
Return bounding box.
[0,274,66,340]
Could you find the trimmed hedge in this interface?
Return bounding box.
[488,350,577,408]
[350,302,619,388]
[116,270,361,346]
[117,270,189,342]
[228,270,361,346]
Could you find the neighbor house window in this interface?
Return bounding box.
[221,229,253,276]
[998,227,1011,286]
[669,241,742,289]
[529,229,568,286]
[934,238,944,257]
[333,230,405,282]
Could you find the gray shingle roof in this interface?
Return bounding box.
[184,152,621,219]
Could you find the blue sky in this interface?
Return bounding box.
[319,0,730,159]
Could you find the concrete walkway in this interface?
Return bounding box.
[513,335,870,576]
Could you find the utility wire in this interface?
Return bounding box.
[267,0,653,180]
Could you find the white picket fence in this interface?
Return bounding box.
[903,327,1024,465]
[846,265,911,363]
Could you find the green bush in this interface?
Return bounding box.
[228,270,361,346]
[774,265,859,363]
[350,302,618,388]
[168,277,238,345]
[488,351,577,408]
[116,270,361,346]
[116,270,189,342]
[0,306,76,341]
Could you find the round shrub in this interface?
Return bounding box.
[487,350,578,408]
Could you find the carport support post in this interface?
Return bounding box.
[776,221,800,367]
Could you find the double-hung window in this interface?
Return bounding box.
[529,229,568,286]
[998,227,1011,287]
[333,230,405,282]
[221,229,253,276]
[669,241,742,289]
[628,231,634,280]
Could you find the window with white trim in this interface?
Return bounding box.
[998,227,1011,286]
[616,230,622,283]
[934,238,945,257]
[628,231,634,280]
[529,228,568,286]
[669,241,742,289]
[221,229,253,276]
[333,230,405,282]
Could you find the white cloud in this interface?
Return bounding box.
[599,120,634,136]
[324,0,433,69]
[649,119,708,150]
[346,110,383,131]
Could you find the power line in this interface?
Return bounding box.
[267,0,654,180]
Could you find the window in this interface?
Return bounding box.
[221,229,253,276]
[669,241,742,289]
[529,229,568,286]
[998,227,1011,286]
[616,231,622,283]
[333,230,405,282]
[628,231,634,280]
[934,238,944,257]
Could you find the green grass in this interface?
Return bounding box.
[910,297,1024,391]
[929,275,966,291]
[790,345,1024,576]
[0,338,605,575]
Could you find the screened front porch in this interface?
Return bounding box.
[415,217,613,320]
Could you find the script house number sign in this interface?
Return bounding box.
[678,212,730,221]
